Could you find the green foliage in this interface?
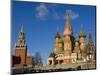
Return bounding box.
[34,52,43,67]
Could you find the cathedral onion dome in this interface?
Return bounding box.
[58,37,63,43]
[75,37,79,42]
[79,31,86,38]
[55,32,63,42]
[55,32,61,38]
[49,52,56,58]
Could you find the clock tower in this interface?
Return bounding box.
[14,25,27,67]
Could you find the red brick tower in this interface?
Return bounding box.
[14,25,27,68]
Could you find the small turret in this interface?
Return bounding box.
[16,25,27,47]
[87,33,95,62]
[54,32,63,53]
[79,31,86,38]
[79,25,86,51]
[79,25,87,60]
[74,37,80,53]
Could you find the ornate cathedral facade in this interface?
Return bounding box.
[47,16,95,65]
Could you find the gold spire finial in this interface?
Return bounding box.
[65,12,72,31]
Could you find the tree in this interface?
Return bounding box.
[34,52,43,67]
[31,56,35,68]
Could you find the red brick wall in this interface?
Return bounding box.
[26,56,32,67]
[14,47,27,68]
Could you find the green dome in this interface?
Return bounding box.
[49,52,56,57]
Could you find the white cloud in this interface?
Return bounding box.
[52,9,79,21]
[35,4,79,21]
[35,3,49,19]
[65,9,79,20]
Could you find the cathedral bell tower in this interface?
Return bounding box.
[15,25,27,67]
[63,15,72,52]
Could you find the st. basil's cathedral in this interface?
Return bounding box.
[47,16,96,66]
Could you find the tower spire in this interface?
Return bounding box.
[66,13,72,31]
[63,12,72,36]
[21,24,24,32]
[16,25,26,47]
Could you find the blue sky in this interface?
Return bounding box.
[12,1,96,64]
